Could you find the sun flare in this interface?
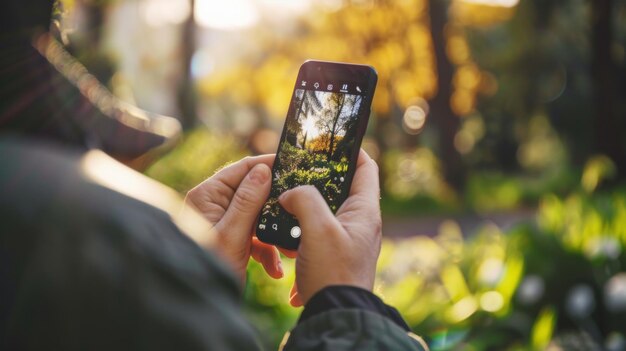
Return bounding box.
[194,0,259,30]
[303,117,319,139]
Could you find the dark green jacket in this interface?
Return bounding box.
[0,137,428,350]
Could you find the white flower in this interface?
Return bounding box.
[605,273,626,313]
[566,284,595,319]
[517,275,544,305]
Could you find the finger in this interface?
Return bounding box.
[289,283,303,307]
[349,149,379,200]
[214,163,271,242]
[251,238,283,279]
[187,155,275,212]
[335,150,382,242]
[357,148,373,168]
[278,185,343,245]
[212,154,275,191]
[278,247,297,259]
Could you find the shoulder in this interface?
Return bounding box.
[0,135,231,280]
[0,136,204,242]
[0,136,255,350]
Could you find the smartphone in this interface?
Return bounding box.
[256,60,377,250]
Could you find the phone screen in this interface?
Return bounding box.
[256,61,377,250]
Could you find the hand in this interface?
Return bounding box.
[279,150,382,306]
[185,155,283,283]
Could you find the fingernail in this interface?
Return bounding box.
[248,164,269,185]
[278,191,289,202]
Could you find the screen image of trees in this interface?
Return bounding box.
[263,89,363,218]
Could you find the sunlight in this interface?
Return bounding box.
[195,0,259,30]
[80,150,212,247]
[194,0,315,30]
[303,117,319,140]
[460,0,519,8]
[140,0,191,26]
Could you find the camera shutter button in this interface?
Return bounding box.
[290,226,301,238]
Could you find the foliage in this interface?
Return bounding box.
[242,184,626,350]
[380,145,578,215]
[464,165,579,213]
[146,129,625,349]
[375,158,626,350]
[273,141,348,214]
[199,0,441,118]
[145,128,247,193]
[246,160,626,350]
[194,0,548,180]
[243,258,300,349]
[382,148,457,204]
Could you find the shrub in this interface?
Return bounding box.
[145,129,247,193]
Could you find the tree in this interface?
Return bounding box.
[591,0,625,179]
[326,93,346,159]
[315,93,346,159]
[177,0,198,129]
[333,94,362,161]
[286,90,305,147]
[428,0,466,190]
[286,90,323,148]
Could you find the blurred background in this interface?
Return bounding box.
[53,0,626,349]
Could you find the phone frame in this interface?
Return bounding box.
[256,60,378,250]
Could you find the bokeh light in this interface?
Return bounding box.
[194,0,259,30]
[605,273,626,313]
[402,103,428,135]
[480,291,504,312]
[461,0,520,7]
[140,0,190,27]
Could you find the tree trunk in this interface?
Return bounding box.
[299,99,309,148]
[177,0,197,129]
[328,95,345,159]
[287,90,305,146]
[428,0,466,191]
[591,0,625,178]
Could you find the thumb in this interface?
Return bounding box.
[278,185,341,244]
[216,164,271,239]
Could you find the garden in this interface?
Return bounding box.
[262,89,362,220]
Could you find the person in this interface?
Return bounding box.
[0,1,429,350]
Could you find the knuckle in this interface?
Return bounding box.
[290,185,318,201]
[308,186,325,201]
[231,185,260,213]
[299,185,318,195]
[185,186,204,207]
[186,186,199,201]
[317,220,338,235]
[241,156,254,167]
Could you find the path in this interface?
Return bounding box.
[382,208,536,238]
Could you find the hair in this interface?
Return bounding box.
[1,0,55,34]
